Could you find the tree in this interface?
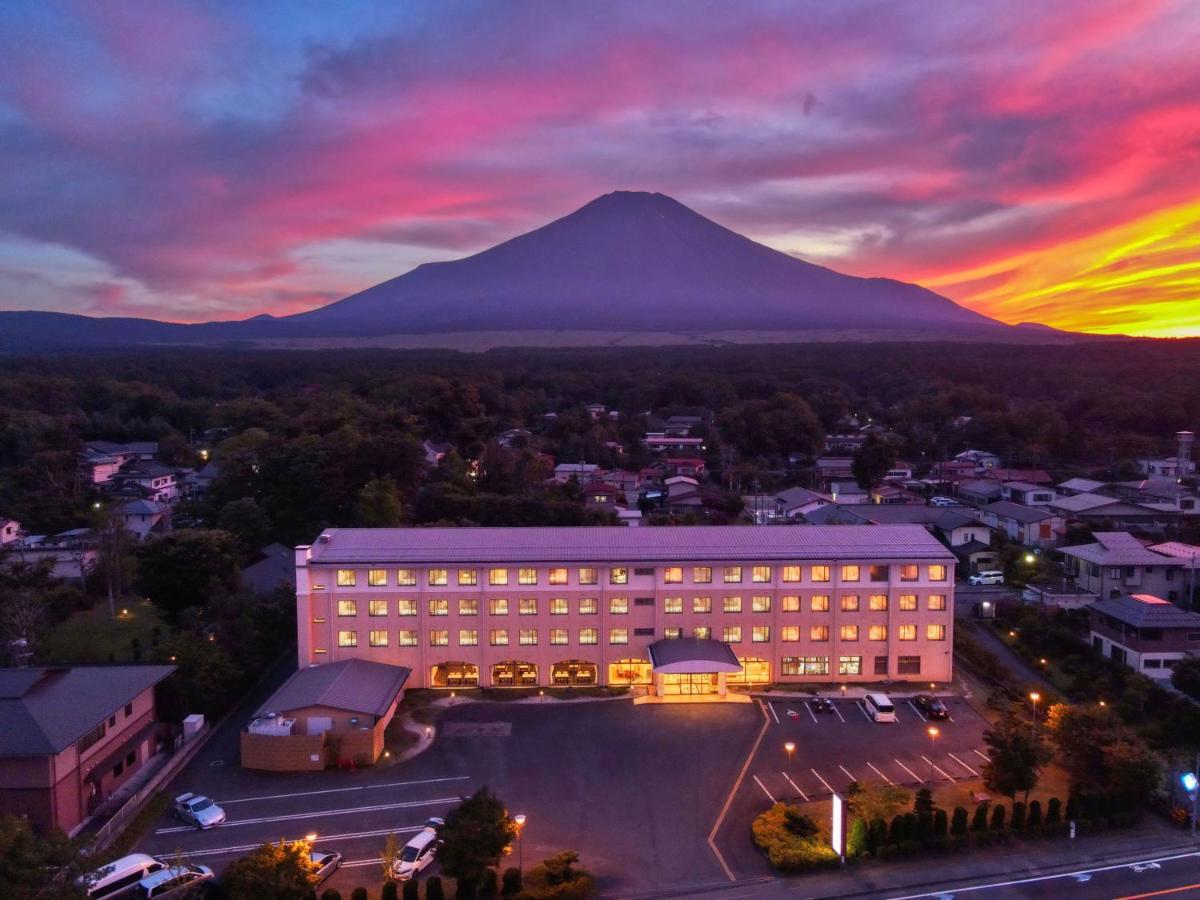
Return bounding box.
[218,840,317,900]
[989,804,1006,830]
[437,788,517,887]
[356,476,404,527]
[1027,800,1043,827]
[501,867,522,896]
[426,877,445,900]
[981,709,1052,801]
[852,434,898,489]
[950,807,969,836]
[379,832,403,884]
[0,588,43,665]
[94,506,136,619]
[401,881,419,900]
[970,805,989,832]
[1171,656,1200,701]
[0,814,90,900]
[217,497,274,558]
[350,889,368,900]
[524,850,597,899]
[933,808,949,838]
[381,883,400,900]
[1102,737,1161,803]
[135,529,241,619]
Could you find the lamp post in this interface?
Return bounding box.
[1029,691,1041,735]
[784,741,796,797]
[514,813,527,876]
[926,726,939,787]
[1182,765,1198,839]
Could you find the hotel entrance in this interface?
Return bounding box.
[661,673,719,695]
[642,637,749,704]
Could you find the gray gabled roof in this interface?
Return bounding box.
[1090,594,1200,629]
[0,665,174,756]
[1061,532,1177,566]
[257,659,410,719]
[983,501,1055,524]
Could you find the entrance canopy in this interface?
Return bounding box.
[648,638,741,675]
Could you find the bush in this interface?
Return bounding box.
[783,809,819,838]
[752,803,840,873]
[501,867,523,896]
[1010,802,1026,830]
[1047,797,1062,824]
[971,805,989,833]
[933,808,949,838]
[402,880,419,900]
[990,805,1006,831]
[1066,789,1082,820]
[457,877,478,900]
[1027,800,1042,828]
[889,814,906,843]
[350,890,367,900]
[868,817,887,853]
[479,869,499,897]
[320,891,341,900]
[847,818,871,857]
[380,884,399,900]
[426,877,445,900]
[950,807,968,836]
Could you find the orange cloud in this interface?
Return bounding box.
[925,198,1200,337]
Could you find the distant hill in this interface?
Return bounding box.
[0,191,1059,350]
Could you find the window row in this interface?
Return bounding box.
[780,655,923,676]
[332,563,950,588]
[332,623,945,648]
[334,593,950,617]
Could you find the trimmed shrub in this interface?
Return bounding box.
[1027,800,1042,828]
[1066,789,1082,821]
[868,818,888,853]
[401,880,419,900]
[752,802,840,873]
[950,807,968,836]
[889,814,906,843]
[904,813,918,840]
[848,818,871,857]
[971,805,989,833]
[990,804,1006,831]
[350,890,367,900]
[479,869,499,897]
[426,877,445,900]
[501,868,522,896]
[380,883,398,900]
[457,878,478,900]
[1010,802,1026,830]
[1047,797,1062,824]
[933,808,949,838]
[320,891,341,900]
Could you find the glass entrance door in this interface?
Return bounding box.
[661,673,719,695]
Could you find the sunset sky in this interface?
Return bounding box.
[1,1,1198,336]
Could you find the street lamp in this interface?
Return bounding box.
[1029,692,1041,734]
[784,741,796,797]
[927,726,939,787]
[1182,768,1198,839]
[513,813,527,876]
[1024,553,1036,565]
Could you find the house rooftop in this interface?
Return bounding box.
[1050,492,1125,513]
[1090,594,1200,629]
[1060,532,1170,567]
[303,525,957,565]
[1147,541,1200,561]
[256,659,410,720]
[1058,477,1107,493]
[0,665,174,756]
[983,501,1055,524]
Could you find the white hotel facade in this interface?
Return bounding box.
[295,526,957,696]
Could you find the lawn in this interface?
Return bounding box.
[45,599,167,663]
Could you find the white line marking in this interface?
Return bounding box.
[810,768,837,796]
[154,796,459,834]
[833,703,846,723]
[948,752,980,777]
[888,850,1200,899]
[768,702,780,724]
[866,762,894,785]
[921,755,956,782]
[175,824,427,858]
[217,775,470,805]
[838,764,856,784]
[907,700,923,718]
[894,758,921,782]
[782,772,809,802]
[973,748,990,762]
[855,700,871,721]
[893,705,902,722]
[708,700,769,882]
[752,774,775,802]
[805,703,818,724]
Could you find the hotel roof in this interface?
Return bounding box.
[304,525,957,565]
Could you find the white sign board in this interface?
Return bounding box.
[831,792,845,857]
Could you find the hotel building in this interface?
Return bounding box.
[295,525,956,696]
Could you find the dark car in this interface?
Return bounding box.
[913,694,949,719]
[810,697,835,713]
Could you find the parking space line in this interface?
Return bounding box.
[907,700,924,719]
[855,701,871,721]
[867,762,895,785]
[216,775,471,805]
[973,748,990,762]
[752,775,776,802]
[921,755,956,782]
[153,796,459,834]
[708,700,770,883]
[894,758,921,782]
[893,705,903,722]
[768,702,780,724]
[810,768,837,795]
[838,764,856,785]
[178,824,427,859]
[782,772,809,802]
[806,703,818,724]
[948,752,980,777]
[832,703,846,723]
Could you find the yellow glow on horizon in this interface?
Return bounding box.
[926,198,1200,337]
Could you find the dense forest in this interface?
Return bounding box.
[1,339,1198,545]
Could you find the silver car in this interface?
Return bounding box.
[172,792,226,829]
[311,849,343,885]
[134,864,214,898]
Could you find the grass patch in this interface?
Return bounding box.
[46,600,167,663]
[101,791,171,861]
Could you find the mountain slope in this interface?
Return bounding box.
[288,191,1002,334]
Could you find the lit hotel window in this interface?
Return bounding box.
[337,599,357,617]
[429,630,449,647]
[490,629,509,646]
[609,627,629,645]
[898,624,917,641]
[368,599,387,617]
[781,625,800,642]
[927,624,947,641]
[664,566,683,584]
[811,595,830,612]
[369,630,387,647]
[459,598,478,616]
[752,566,771,583]
[549,568,569,585]
[458,569,477,586]
[519,598,538,615]
[398,629,418,646]
[841,565,860,582]
[336,569,356,587]
[550,628,568,645]
[610,567,629,585]
[693,596,712,614]
[782,565,801,583]
[811,565,831,583]
[520,628,538,646]
[518,568,538,585]
[694,625,712,639]
[489,598,509,615]
[928,594,947,611]
[840,624,859,641]
[841,595,860,612]
[899,594,917,611]
[899,565,919,582]
[489,568,508,586]
[929,565,948,581]
[869,625,888,641]
[723,596,742,613]
[397,569,416,586]
[338,630,357,647]
[579,597,598,615]
[782,595,800,612]
[723,566,742,583]
[723,626,742,643]
[664,597,683,614]
[578,567,598,585]
[459,629,479,646]
[550,598,569,615]
[428,569,448,586]
[397,599,417,616]
[610,597,628,614]
[429,599,448,616]
[665,627,682,639]
[752,596,771,613]
[810,625,829,642]
[869,595,888,612]
[839,656,862,675]
[368,569,387,587]
[693,567,712,584]
[579,627,598,645]
[752,626,770,643]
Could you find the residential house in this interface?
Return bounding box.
[955,449,1002,470]
[870,484,925,505]
[979,468,1054,485]
[1048,493,1166,529]
[644,434,705,454]
[1147,542,1200,608]
[662,415,707,436]
[422,440,453,467]
[1057,477,1108,496]
[981,501,1064,549]
[824,433,868,453]
[773,486,833,520]
[1110,480,1200,515]
[86,441,159,461]
[4,530,98,581]
[663,457,706,479]
[1087,594,1200,680]
[933,510,997,572]
[882,462,915,482]
[1,518,20,545]
[1001,482,1056,506]
[119,499,170,541]
[957,479,1003,507]
[585,403,609,420]
[0,665,175,834]
[582,481,621,511]
[553,462,601,484]
[241,659,410,771]
[241,543,297,595]
[183,460,220,497]
[1137,457,1196,481]
[110,460,179,503]
[933,460,980,482]
[814,457,855,482]
[1060,532,1191,602]
[828,481,869,504]
[496,428,534,449]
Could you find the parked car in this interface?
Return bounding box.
[81,853,167,899]
[968,570,1005,586]
[392,819,445,881]
[864,692,897,723]
[913,694,949,719]
[928,496,962,507]
[133,864,214,898]
[172,793,226,829]
[809,697,835,714]
[311,849,343,885]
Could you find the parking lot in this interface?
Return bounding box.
[138,698,762,896]
[715,692,990,879]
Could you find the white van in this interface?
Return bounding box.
[82,853,166,899]
[864,692,897,723]
[969,570,1005,586]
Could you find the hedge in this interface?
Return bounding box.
[752,803,840,873]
